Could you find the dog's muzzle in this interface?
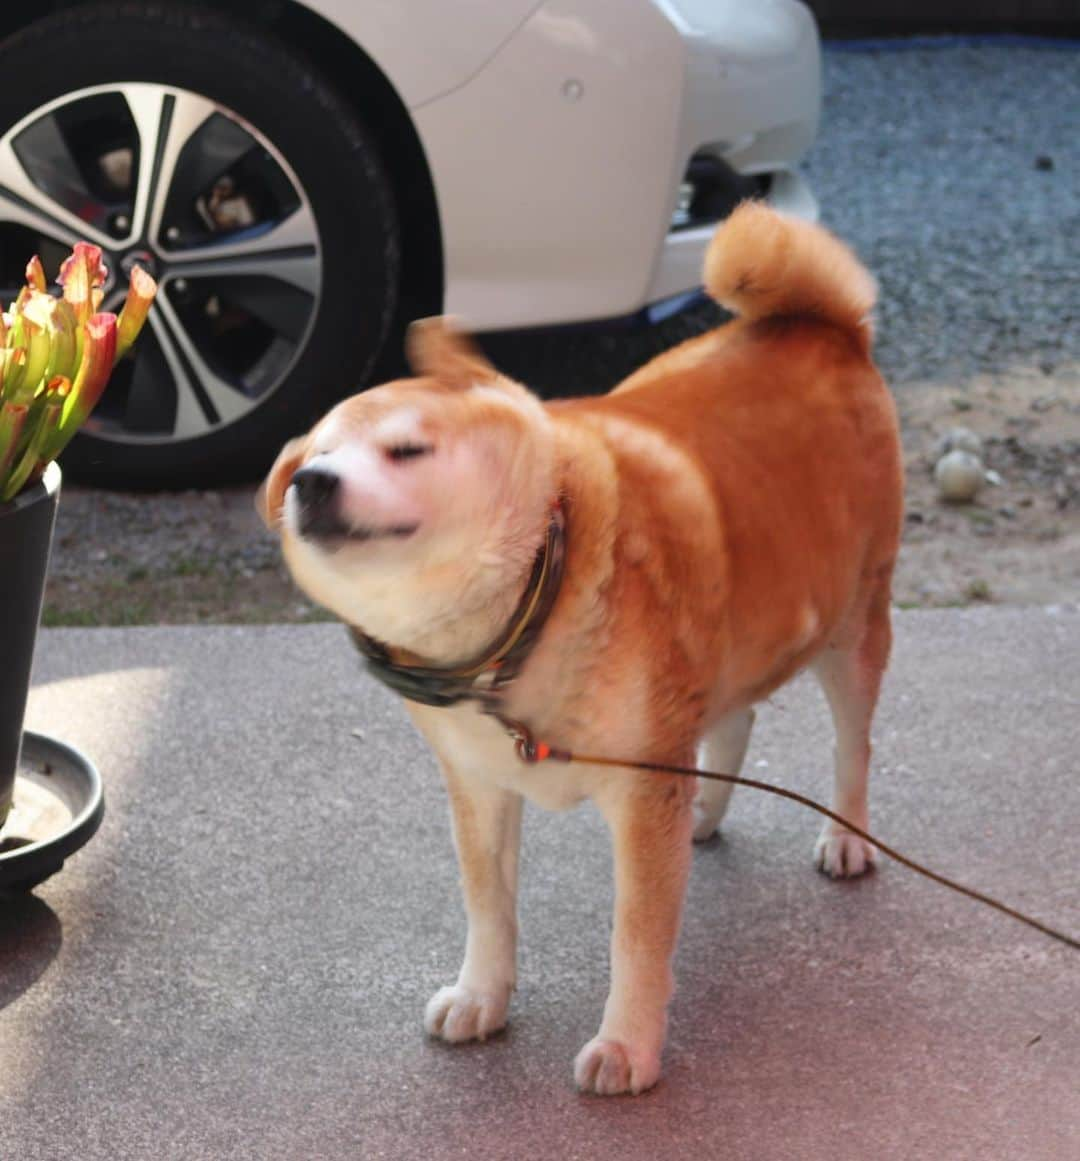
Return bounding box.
[290,467,419,543]
[291,466,346,538]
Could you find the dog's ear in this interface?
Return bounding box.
[256,435,308,529]
[407,316,495,390]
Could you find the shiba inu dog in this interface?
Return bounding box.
[259,203,903,1095]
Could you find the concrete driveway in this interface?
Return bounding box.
[2,608,1077,1160]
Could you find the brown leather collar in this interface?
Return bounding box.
[349,502,566,711]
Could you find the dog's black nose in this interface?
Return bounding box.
[292,466,339,508]
[292,467,343,536]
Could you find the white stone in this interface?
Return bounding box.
[935,450,985,502]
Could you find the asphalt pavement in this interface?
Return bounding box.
[2,608,1078,1160]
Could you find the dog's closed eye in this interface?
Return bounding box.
[384,443,434,463]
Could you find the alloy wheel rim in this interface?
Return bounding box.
[0,83,323,445]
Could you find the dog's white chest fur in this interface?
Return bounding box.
[406,701,589,812]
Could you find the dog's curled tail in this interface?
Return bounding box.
[703,201,877,348]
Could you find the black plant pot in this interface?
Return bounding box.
[0,462,61,831]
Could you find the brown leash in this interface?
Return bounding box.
[345,502,1077,954]
[505,724,1080,953]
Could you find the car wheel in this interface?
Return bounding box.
[0,2,399,488]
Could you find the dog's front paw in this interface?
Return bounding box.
[814,823,877,879]
[573,1037,660,1096]
[424,984,510,1043]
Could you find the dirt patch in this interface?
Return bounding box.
[895,365,1079,608]
[42,366,1079,626]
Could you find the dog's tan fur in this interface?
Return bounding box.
[260,203,904,1095]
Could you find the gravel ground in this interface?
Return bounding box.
[810,40,1078,388]
[44,39,1080,625]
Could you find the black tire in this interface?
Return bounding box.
[0,2,399,488]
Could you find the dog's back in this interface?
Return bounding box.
[550,203,903,703]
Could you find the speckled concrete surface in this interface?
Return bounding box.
[2,610,1078,1160]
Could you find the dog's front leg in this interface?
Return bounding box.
[576,772,694,1095]
[425,763,523,1043]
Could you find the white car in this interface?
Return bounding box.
[0,0,821,486]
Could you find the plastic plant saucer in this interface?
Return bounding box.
[0,731,104,893]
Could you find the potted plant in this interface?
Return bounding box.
[0,245,156,873]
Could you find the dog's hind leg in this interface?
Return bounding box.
[692,708,755,841]
[424,765,523,1042]
[812,577,893,878]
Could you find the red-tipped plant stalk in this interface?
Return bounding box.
[58,313,117,439]
[43,300,78,383]
[57,242,109,365]
[0,401,28,481]
[117,265,157,359]
[1,244,157,502]
[24,255,47,293]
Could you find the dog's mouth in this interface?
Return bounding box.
[300,515,420,548]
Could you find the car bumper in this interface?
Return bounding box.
[413,0,822,331]
[648,170,818,305]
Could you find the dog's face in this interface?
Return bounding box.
[258,319,556,629]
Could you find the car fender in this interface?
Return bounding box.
[296,0,545,109]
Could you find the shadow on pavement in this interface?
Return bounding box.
[0,892,62,1012]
